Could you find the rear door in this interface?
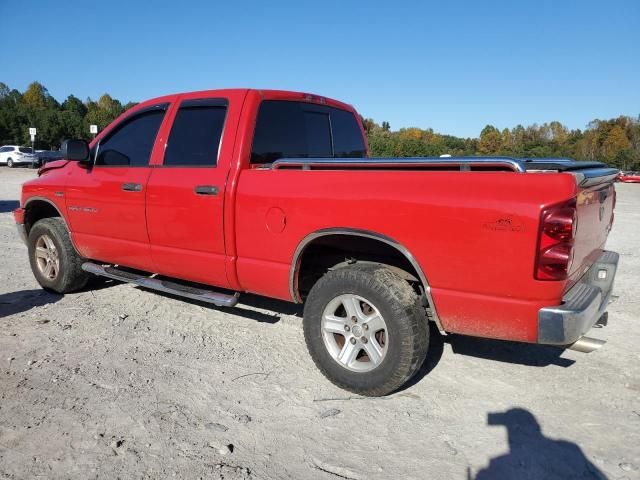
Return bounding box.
[65,104,168,270]
[145,91,243,287]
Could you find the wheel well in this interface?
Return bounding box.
[295,233,425,301]
[24,200,61,235]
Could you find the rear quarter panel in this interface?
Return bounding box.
[235,169,578,342]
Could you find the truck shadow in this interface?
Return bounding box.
[473,408,605,479]
[400,329,574,392]
[0,289,62,318]
[134,287,301,324]
[446,335,575,368]
[0,200,19,213]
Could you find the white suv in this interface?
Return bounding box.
[0,146,35,167]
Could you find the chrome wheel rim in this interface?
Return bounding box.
[321,294,388,372]
[34,234,60,280]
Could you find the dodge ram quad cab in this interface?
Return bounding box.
[14,89,619,396]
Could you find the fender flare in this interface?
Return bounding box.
[289,227,444,333]
[23,196,82,254]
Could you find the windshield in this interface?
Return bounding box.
[19,147,33,154]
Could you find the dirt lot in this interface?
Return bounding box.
[0,167,638,480]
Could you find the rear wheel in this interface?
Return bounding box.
[28,218,89,293]
[7,158,13,168]
[303,264,429,396]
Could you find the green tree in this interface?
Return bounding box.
[22,82,48,109]
[602,125,631,162]
[479,125,502,154]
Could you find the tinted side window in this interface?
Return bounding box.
[251,100,365,164]
[164,100,227,167]
[330,108,366,158]
[251,101,306,164]
[95,109,165,167]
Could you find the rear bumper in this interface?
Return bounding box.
[537,250,619,345]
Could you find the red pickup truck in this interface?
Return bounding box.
[14,89,619,396]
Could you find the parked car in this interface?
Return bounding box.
[618,171,640,183]
[0,145,35,167]
[32,150,63,168]
[13,89,619,396]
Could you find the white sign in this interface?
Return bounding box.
[90,124,98,134]
[29,127,36,136]
[30,134,35,142]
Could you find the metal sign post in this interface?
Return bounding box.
[90,124,98,139]
[29,127,36,153]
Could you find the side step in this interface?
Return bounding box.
[81,262,240,307]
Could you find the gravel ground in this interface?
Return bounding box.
[0,167,638,480]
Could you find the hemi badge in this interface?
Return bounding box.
[54,191,64,197]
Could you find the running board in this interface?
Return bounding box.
[81,262,240,307]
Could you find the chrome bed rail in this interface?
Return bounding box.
[270,157,527,172]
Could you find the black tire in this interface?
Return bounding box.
[7,158,13,168]
[303,264,429,396]
[28,217,89,293]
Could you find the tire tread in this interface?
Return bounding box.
[303,264,429,396]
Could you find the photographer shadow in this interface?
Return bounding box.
[474,408,605,479]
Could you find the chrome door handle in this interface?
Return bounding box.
[194,185,218,196]
[122,182,143,192]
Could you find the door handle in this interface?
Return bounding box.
[122,182,143,192]
[194,185,219,196]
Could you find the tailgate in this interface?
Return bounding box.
[569,176,616,286]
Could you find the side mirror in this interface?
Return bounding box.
[60,139,89,162]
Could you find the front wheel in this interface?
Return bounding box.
[28,217,89,293]
[303,264,429,396]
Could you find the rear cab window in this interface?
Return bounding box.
[250,100,366,164]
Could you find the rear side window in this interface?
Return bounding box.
[250,100,366,164]
[95,108,166,167]
[19,147,33,153]
[164,99,227,167]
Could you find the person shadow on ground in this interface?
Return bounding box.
[474,408,606,480]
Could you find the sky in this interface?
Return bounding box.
[1,0,638,138]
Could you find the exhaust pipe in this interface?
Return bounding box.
[568,336,606,353]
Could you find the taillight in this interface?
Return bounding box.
[535,199,576,280]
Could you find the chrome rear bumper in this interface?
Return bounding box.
[537,250,618,345]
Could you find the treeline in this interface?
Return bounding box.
[1,81,639,170]
[363,117,640,170]
[0,82,137,150]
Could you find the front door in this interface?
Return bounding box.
[145,96,233,288]
[66,104,168,271]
